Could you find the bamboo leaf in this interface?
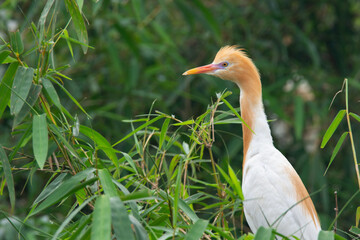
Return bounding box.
[32,114,48,169]
[13,83,42,128]
[79,125,118,170]
[0,145,15,211]
[228,165,244,200]
[318,230,334,240]
[0,50,10,64]
[321,110,346,148]
[38,0,56,43]
[64,0,88,54]
[350,226,360,234]
[184,219,208,240]
[159,118,170,150]
[51,77,91,118]
[324,132,348,175]
[51,196,97,240]
[48,124,80,160]
[10,67,34,116]
[42,78,61,110]
[350,112,360,123]
[112,115,164,147]
[110,196,135,240]
[254,226,275,240]
[98,169,117,197]
[91,195,111,240]
[32,173,68,206]
[222,98,252,132]
[10,30,24,54]
[30,168,96,216]
[0,62,19,119]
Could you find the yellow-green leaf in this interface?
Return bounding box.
[32,114,48,169]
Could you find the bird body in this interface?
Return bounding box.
[183,46,321,239]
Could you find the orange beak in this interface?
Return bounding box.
[182,63,221,75]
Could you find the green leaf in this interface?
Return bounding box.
[30,168,96,216]
[13,83,42,128]
[98,169,117,197]
[0,145,15,211]
[32,114,48,169]
[159,118,170,150]
[350,226,360,234]
[110,196,135,240]
[184,219,208,240]
[321,110,346,148]
[38,0,56,43]
[64,0,88,54]
[178,198,199,222]
[10,67,34,116]
[113,115,164,147]
[350,112,360,123]
[222,98,252,132]
[48,124,80,160]
[357,206,360,227]
[32,173,68,206]
[0,51,10,64]
[0,62,19,119]
[318,230,334,240]
[324,132,348,175]
[42,78,61,110]
[62,29,74,60]
[91,195,111,240]
[228,165,244,200]
[9,30,24,54]
[51,195,97,240]
[79,125,118,171]
[254,227,275,240]
[51,77,91,118]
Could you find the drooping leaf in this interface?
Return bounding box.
[38,0,56,43]
[350,226,360,234]
[32,173,68,206]
[91,195,111,240]
[228,165,244,200]
[110,196,135,240]
[0,145,15,211]
[324,132,348,175]
[42,78,61,110]
[30,168,96,216]
[321,110,346,148]
[159,118,170,150]
[254,226,275,240]
[0,51,10,64]
[32,114,48,169]
[0,62,19,119]
[350,112,360,123]
[13,83,42,128]
[10,67,34,116]
[64,0,88,54]
[318,230,334,240]
[9,30,24,54]
[184,219,208,240]
[98,169,117,197]
[79,125,118,170]
[51,196,97,240]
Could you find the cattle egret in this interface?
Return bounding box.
[183,46,321,239]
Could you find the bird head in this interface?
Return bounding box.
[183,45,260,86]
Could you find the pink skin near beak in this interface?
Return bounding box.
[182,63,221,75]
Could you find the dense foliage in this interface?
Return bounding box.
[0,0,359,239]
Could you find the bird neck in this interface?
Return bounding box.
[236,74,273,169]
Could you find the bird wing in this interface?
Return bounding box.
[242,144,320,239]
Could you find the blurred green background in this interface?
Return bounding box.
[0,0,359,237]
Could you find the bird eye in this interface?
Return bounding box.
[222,62,229,67]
